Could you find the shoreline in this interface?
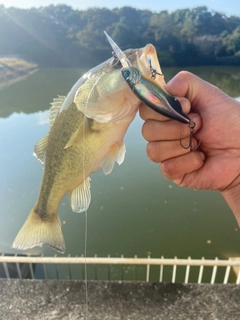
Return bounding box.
[0,57,38,89]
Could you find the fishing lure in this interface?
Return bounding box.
[104,31,200,151]
[122,66,190,124]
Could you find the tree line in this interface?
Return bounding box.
[0,5,240,67]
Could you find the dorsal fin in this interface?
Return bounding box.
[49,95,66,129]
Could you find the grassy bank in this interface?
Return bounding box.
[0,57,38,88]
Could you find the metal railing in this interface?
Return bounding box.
[1,254,240,284]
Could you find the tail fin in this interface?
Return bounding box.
[12,207,65,253]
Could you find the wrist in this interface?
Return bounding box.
[221,184,240,226]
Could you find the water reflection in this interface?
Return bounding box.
[1,67,240,260]
[165,66,240,98]
[0,68,86,118]
[0,66,240,118]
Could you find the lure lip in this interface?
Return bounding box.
[104,31,131,68]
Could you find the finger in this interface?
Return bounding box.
[139,103,170,122]
[142,113,201,142]
[139,97,191,121]
[164,71,227,112]
[147,137,201,163]
[160,151,205,182]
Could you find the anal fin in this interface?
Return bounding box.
[69,177,91,213]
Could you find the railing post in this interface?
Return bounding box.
[134,255,138,281]
[94,254,98,280]
[159,255,164,282]
[172,256,177,283]
[210,257,218,284]
[146,252,151,282]
[236,270,240,284]
[68,254,72,280]
[108,254,111,281]
[198,257,205,284]
[184,256,191,284]
[121,255,124,281]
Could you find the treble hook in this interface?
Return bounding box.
[180,121,201,151]
[149,59,163,80]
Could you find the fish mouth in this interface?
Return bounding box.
[107,44,164,85]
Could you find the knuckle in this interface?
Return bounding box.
[180,98,191,115]
[142,120,152,141]
[178,70,191,80]
[191,150,204,167]
[181,125,189,139]
[139,106,146,120]
[160,159,175,178]
[146,142,160,163]
[139,104,150,120]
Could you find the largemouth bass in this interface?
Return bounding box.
[13,44,164,253]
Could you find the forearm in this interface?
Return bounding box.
[221,185,240,226]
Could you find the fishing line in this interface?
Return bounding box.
[84,210,88,319]
[82,114,88,320]
[81,62,114,318]
[81,70,106,319]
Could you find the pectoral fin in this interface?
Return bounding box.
[117,141,126,165]
[69,177,91,213]
[64,117,93,149]
[33,135,48,164]
[64,127,84,149]
[101,141,126,175]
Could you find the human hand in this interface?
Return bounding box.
[139,71,240,224]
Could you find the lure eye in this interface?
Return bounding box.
[122,70,130,80]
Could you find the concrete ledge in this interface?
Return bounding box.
[0,279,240,319]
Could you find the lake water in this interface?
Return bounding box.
[1,66,240,263]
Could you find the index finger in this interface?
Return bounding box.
[164,71,228,113]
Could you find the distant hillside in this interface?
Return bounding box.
[0,5,240,67]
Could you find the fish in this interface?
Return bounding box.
[12,43,164,253]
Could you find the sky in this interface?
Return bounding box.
[0,0,239,16]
